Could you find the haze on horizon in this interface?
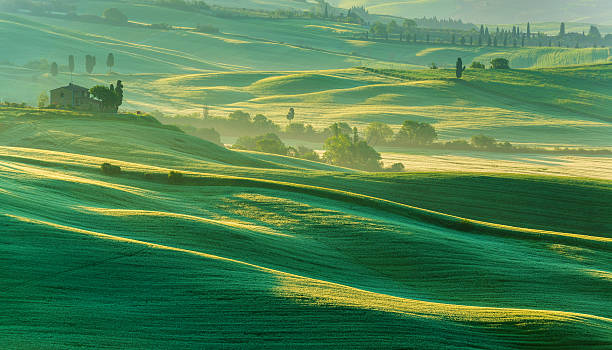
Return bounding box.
[329,0,612,25]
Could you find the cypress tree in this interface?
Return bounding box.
[527,22,531,38]
[455,57,465,79]
[50,62,58,77]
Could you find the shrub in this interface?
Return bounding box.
[470,61,485,69]
[387,163,405,172]
[295,146,320,161]
[101,163,121,176]
[471,135,497,149]
[323,133,382,171]
[395,120,437,146]
[168,171,184,184]
[491,58,510,69]
[103,8,128,25]
[234,133,288,155]
[195,24,220,34]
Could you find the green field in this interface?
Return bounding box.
[1,109,611,348]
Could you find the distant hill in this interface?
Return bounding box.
[330,0,612,26]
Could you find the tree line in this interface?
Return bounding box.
[357,21,610,49]
[47,53,116,77]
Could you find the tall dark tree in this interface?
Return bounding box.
[106,53,115,73]
[50,62,58,77]
[286,108,295,123]
[559,22,566,37]
[68,55,75,81]
[526,22,531,38]
[588,25,601,40]
[455,57,466,79]
[115,80,124,110]
[85,55,97,74]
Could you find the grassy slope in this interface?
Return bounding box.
[1,109,611,348]
[159,64,611,147]
[2,108,610,235]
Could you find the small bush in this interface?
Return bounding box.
[491,58,510,69]
[448,219,474,232]
[470,61,485,69]
[101,163,121,176]
[150,23,172,30]
[168,171,184,184]
[387,163,405,172]
[195,24,220,34]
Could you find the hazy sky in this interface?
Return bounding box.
[329,0,612,25]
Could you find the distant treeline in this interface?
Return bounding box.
[154,110,612,157]
[356,20,611,48]
[414,17,477,30]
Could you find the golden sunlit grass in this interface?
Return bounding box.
[1,112,611,347]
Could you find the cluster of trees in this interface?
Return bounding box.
[160,109,331,141]
[414,17,476,30]
[361,121,517,152]
[369,19,417,40]
[232,124,388,171]
[364,121,437,147]
[323,123,382,171]
[90,80,124,112]
[233,134,320,162]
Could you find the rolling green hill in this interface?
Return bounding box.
[154,64,611,147]
[1,108,611,348]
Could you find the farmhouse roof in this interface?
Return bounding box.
[50,83,89,92]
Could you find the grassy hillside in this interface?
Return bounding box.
[1,108,611,348]
[157,64,611,147]
[2,63,610,149]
